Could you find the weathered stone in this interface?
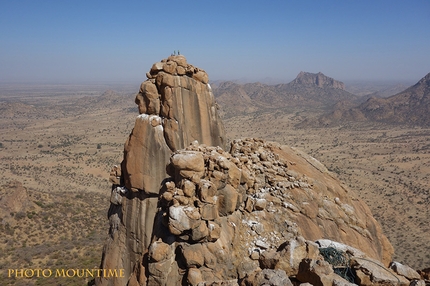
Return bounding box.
[254,198,267,210]
[156,72,176,88]
[187,268,203,286]
[389,261,421,280]
[149,241,171,262]
[198,180,217,204]
[259,249,280,269]
[191,220,209,242]
[226,161,241,188]
[200,203,219,221]
[109,165,121,185]
[418,267,430,280]
[97,56,396,286]
[250,249,260,260]
[240,168,254,187]
[255,239,270,249]
[98,55,227,286]
[181,244,204,267]
[217,184,238,216]
[351,257,408,286]
[244,196,254,212]
[211,170,226,189]
[110,187,123,205]
[176,65,186,75]
[136,81,160,115]
[241,269,293,286]
[315,239,366,258]
[182,179,196,197]
[169,205,200,235]
[163,60,177,75]
[171,151,205,172]
[167,55,187,67]
[150,62,164,75]
[122,115,171,194]
[192,69,209,84]
[332,279,357,286]
[296,258,335,286]
[203,246,217,269]
[207,221,221,242]
[410,280,426,286]
[275,237,321,276]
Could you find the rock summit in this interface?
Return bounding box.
[96,56,426,286]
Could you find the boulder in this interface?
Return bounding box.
[418,267,430,280]
[351,257,409,286]
[241,269,293,286]
[275,237,321,276]
[389,261,421,280]
[96,56,397,286]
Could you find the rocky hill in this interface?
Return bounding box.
[317,72,430,126]
[213,72,358,118]
[290,71,345,89]
[96,56,429,286]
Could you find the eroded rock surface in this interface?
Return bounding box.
[97,56,225,286]
[144,138,395,285]
[96,56,426,286]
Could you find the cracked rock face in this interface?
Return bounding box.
[97,56,225,286]
[124,55,226,195]
[96,56,398,286]
[144,138,394,285]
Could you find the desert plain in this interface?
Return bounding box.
[0,81,429,285]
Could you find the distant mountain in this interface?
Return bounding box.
[273,72,357,105]
[289,71,345,89]
[316,72,430,126]
[361,84,411,99]
[213,72,358,118]
[344,81,413,98]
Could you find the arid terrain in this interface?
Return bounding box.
[223,110,430,269]
[0,80,429,285]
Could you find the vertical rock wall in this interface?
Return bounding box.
[96,55,226,286]
[96,55,401,286]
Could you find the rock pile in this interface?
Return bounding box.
[144,138,403,285]
[96,56,429,286]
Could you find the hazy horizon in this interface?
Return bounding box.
[1,1,429,84]
[0,76,418,87]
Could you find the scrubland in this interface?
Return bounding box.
[0,84,428,285]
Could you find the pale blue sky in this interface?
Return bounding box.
[1,0,429,83]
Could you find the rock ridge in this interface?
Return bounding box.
[316,72,430,126]
[97,55,226,286]
[96,56,427,286]
[292,71,345,90]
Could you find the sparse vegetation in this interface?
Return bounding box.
[224,110,430,269]
[0,82,428,286]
